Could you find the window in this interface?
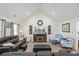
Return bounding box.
[6,22,11,36]
[0,19,5,37]
[0,20,2,38]
[14,24,19,35]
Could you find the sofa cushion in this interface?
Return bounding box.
[5,36,11,40]
[0,37,6,43]
[9,38,19,44]
[11,35,18,39]
[2,43,15,47]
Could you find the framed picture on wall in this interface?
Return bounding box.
[48,25,51,34]
[62,23,70,32]
[29,25,33,34]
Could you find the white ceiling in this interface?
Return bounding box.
[0,3,79,22]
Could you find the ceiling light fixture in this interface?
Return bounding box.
[26,11,29,15]
[52,12,55,15]
[13,15,16,18]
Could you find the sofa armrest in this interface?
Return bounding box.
[12,40,24,51]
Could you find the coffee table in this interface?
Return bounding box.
[33,44,51,53]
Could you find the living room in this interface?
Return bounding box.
[0,3,79,56]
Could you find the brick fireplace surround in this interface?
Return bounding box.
[33,34,47,42]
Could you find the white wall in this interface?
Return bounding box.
[59,17,79,50]
[0,16,20,36]
[0,16,19,23]
[0,11,79,50]
[6,28,11,36]
[19,12,59,42]
[59,20,76,38]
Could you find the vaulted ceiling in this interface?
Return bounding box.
[0,3,79,22]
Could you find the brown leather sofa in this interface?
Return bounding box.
[0,35,27,54]
[12,40,25,51]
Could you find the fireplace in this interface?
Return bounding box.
[33,34,47,42]
[37,36,43,41]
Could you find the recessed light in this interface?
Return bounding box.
[52,12,55,15]
[26,11,29,15]
[13,15,16,17]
